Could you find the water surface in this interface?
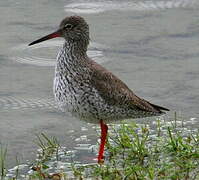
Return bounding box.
[0,0,199,167]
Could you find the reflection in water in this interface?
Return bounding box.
[65,0,198,14]
[11,41,108,66]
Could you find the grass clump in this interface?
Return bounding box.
[0,144,7,178]
[1,115,199,179]
[35,133,60,162]
[70,119,199,180]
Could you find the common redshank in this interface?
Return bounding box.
[29,16,169,164]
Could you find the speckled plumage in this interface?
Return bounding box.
[53,16,168,124]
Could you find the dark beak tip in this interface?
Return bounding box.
[28,42,33,46]
[28,40,39,46]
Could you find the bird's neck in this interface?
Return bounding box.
[56,40,88,71]
[65,40,88,57]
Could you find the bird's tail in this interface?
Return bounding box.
[149,102,169,112]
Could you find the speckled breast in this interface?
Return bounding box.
[53,47,100,122]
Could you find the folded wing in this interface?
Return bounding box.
[89,60,169,114]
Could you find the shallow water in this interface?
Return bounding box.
[0,0,199,167]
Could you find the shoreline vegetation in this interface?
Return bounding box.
[1,113,199,180]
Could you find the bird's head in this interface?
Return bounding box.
[29,16,89,47]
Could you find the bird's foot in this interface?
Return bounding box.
[98,158,104,165]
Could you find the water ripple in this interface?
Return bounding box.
[65,0,198,14]
[11,40,108,66]
[0,96,56,111]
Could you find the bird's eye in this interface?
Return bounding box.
[64,24,73,29]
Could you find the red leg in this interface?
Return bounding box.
[98,120,108,164]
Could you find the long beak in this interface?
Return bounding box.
[28,30,61,46]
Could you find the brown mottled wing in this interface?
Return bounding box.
[89,61,168,113]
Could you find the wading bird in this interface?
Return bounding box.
[29,16,169,163]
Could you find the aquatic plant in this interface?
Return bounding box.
[1,114,199,179]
